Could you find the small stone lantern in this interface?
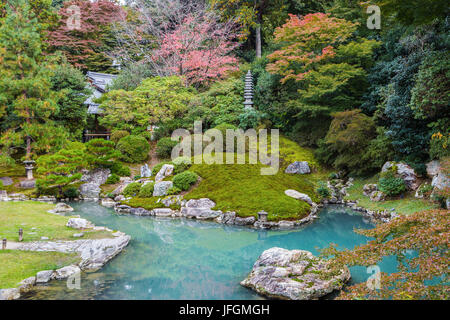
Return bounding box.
[23,160,35,180]
[257,210,268,222]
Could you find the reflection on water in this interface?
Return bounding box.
[21,203,397,300]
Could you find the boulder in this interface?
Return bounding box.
[19,180,36,189]
[79,182,101,200]
[81,168,110,186]
[101,198,116,208]
[52,265,81,280]
[36,270,54,283]
[155,164,174,182]
[48,202,74,214]
[382,161,419,190]
[18,276,36,293]
[234,216,256,226]
[432,172,450,191]
[152,208,174,217]
[153,181,173,197]
[140,164,152,178]
[426,160,441,178]
[241,247,350,300]
[66,218,94,230]
[0,288,20,300]
[0,177,13,186]
[285,161,311,175]
[363,184,378,196]
[181,198,221,220]
[185,198,216,209]
[370,191,385,202]
[114,195,125,202]
[284,190,313,206]
[162,195,183,207]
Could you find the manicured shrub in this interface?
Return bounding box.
[316,181,330,198]
[63,187,79,199]
[156,137,178,159]
[105,174,120,185]
[116,135,150,163]
[173,171,198,191]
[139,131,153,141]
[111,130,129,144]
[172,156,191,174]
[111,162,131,177]
[85,138,120,168]
[123,182,142,197]
[378,172,406,197]
[139,182,155,198]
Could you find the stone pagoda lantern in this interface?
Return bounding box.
[243,70,254,109]
[23,160,35,180]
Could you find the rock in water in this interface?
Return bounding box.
[79,182,101,200]
[140,164,152,178]
[48,202,74,214]
[241,247,350,300]
[153,181,173,197]
[285,161,311,174]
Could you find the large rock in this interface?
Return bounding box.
[52,265,81,280]
[426,160,441,178]
[81,168,110,186]
[432,172,450,191]
[66,218,94,230]
[181,198,221,220]
[140,164,152,178]
[285,161,311,175]
[153,181,173,197]
[36,270,54,283]
[284,190,313,206]
[155,164,174,182]
[363,184,378,196]
[0,177,13,186]
[241,247,350,300]
[48,202,74,214]
[112,178,133,196]
[0,288,20,300]
[79,182,101,200]
[101,198,116,208]
[19,180,36,189]
[370,191,385,202]
[382,161,419,190]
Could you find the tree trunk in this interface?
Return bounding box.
[255,25,262,59]
[26,136,31,159]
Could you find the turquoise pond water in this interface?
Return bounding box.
[22,203,398,300]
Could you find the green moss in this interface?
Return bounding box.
[345,177,439,215]
[123,197,180,211]
[0,250,79,289]
[185,153,323,221]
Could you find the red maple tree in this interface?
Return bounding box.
[47,0,125,69]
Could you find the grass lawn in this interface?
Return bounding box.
[345,178,440,215]
[0,250,79,289]
[0,201,113,241]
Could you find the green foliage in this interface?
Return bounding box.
[85,138,120,168]
[378,171,406,197]
[63,186,79,199]
[111,161,131,177]
[122,182,141,197]
[138,182,154,198]
[430,132,450,160]
[100,76,197,132]
[316,181,330,198]
[316,110,378,176]
[172,157,191,174]
[50,59,91,140]
[156,137,178,159]
[238,108,265,130]
[36,141,87,197]
[166,186,181,196]
[110,130,130,144]
[109,61,155,91]
[105,174,120,185]
[0,180,3,189]
[173,171,198,191]
[116,135,150,163]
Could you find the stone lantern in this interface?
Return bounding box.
[23,160,35,180]
[257,210,268,222]
[243,70,254,109]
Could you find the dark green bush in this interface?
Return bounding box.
[156,137,178,159]
[116,135,150,163]
[111,162,131,177]
[139,131,153,141]
[166,186,181,195]
[316,181,330,198]
[63,187,79,199]
[378,172,406,196]
[111,130,129,144]
[105,174,120,185]
[138,182,155,198]
[123,182,142,197]
[173,171,198,191]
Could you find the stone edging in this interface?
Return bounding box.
[0,224,130,300]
